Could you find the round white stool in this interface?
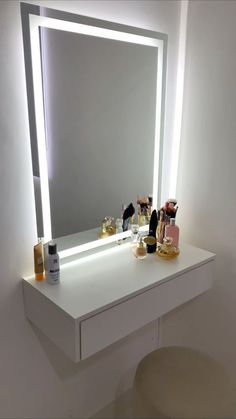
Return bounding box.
[133,346,236,419]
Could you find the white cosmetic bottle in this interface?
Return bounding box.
[46,242,60,285]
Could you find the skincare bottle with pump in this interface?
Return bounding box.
[45,242,60,285]
[34,239,44,281]
[165,218,179,248]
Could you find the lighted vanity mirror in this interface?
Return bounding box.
[21,3,167,259]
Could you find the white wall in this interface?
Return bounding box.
[161,0,236,378]
[0,1,180,417]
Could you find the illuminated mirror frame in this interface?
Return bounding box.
[21,3,167,260]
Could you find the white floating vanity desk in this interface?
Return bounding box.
[23,243,215,362]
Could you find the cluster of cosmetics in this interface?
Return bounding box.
[98,197,180,259]
[131,199,180,260]
[98,195,152,239]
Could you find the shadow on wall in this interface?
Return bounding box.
[30,321,154,382]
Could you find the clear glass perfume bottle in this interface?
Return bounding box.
[116,218,123,245]
[131,224,140,255]
[131,224,139,241]
[134,237,147,259]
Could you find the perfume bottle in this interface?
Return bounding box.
[156,210,165,244]
[146,195,153,223]
[116,218,123,234]
[134,237,147,259]
[116,218,123,245]
[157,236,179,258]
[137,195,149,226]
[131,224,139,241]
[165,218,179,247]
[131,224,140,254]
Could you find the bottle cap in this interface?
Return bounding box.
[48,242,57,255]
[170,218,176,225]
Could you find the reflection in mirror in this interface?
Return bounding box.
[21,4,167,258]
[41,27,157,238]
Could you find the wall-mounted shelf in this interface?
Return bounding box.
[22,243,215,362]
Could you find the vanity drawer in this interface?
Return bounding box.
[80,261,213,359]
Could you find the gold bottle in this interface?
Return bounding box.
[156,237,180,259]
[134,237,147,259]
[34,239,44,281]
[98,217,116,239]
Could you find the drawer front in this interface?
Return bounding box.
[80,262,213,360]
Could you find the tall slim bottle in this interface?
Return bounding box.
[34,239,44,281]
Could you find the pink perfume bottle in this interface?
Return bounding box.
[165,218,179,248]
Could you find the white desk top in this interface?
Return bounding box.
[24,243,215,320]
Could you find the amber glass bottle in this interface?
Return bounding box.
[34,239,44,281]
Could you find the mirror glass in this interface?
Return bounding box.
[41,27,157,238]
[21,4,167,257]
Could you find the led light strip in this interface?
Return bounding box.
[59,230,131,259]
[30,14,162,47]
[30,17,52,242]
[29,13,164,257]
[58,224,148,259]
[152,42,164,210]
[61,242,131,270]
[169,0,188,198]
